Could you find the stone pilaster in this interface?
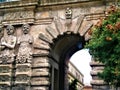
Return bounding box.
[13,63,31,90]
[31,56,50,90]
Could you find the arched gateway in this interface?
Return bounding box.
[0,0,115,90]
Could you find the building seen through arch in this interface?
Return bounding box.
[0,0,116,90]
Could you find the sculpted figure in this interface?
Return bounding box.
[16,24,33,64]
[0,25,16,64]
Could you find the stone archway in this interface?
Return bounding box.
[50,32,85,90]
[0,1,112,90]
[38,8,93,90]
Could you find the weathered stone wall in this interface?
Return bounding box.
[0,0,115,90]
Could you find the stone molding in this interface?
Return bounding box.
[0,0,38,10]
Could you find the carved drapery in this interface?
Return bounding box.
[16,24,33,64]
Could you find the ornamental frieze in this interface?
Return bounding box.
[0,65,12,73]
[3,11,34,25]
[15,74,30,82]
[4,11,34,21]
[0,75,11,82]
[16,65,31,72]
[0,85,10,90]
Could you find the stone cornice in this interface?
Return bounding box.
[37,0,114,11]
[40,0,114,6]
[0,0,38,12]
[0,0,115,12]
[0,0,39,25]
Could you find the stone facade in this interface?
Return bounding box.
[0,0,116,90]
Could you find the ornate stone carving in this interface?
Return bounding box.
[16,65,31,72]
[0,75,10,82]
[0,85,10,90]
[16,75,30,83]
[3,11,34,25]
[65,8,72,19]
[12,85,27,90]
[0,25,16,64]
[16,24,34,64]
[0,66,10,73]
[4,11,34,21]
[65,8,72,31]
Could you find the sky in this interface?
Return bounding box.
[70,49,92,86]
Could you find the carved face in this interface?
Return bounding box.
[6,25,14,35]
[22,24,30,34]
[65,8,72,19]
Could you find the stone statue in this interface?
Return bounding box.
[16,24,33,64]
[0,25,16,64]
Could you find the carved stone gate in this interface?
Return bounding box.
[0,0,115,90]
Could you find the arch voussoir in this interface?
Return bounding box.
[74,15,85,33]
[81,22,93,36]
[39,33,53,44]
[46,26,58,39]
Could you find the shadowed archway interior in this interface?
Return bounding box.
[50,31,85,90]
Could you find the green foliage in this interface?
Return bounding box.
[85,6,120,87]
[69,79,78,90]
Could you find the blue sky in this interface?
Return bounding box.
[70,49,92,85]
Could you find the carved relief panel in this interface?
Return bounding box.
[14,24,33,90]
[0,25,16,64]
[3,11,34,25]
[16,24,34,64]
[0,24,34,90]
